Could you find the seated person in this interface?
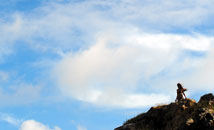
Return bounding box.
[175,83,187,102]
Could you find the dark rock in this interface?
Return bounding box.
[115,93,214,130]
[199,93,214,103]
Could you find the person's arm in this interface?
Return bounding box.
[182,88,187,99]
[183,92,187,99]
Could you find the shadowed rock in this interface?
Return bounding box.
[115,94,214,130]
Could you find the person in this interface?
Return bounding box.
[175,83,187,102]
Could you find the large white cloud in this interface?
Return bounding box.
[53,32,214,108]
[19,120,61,130]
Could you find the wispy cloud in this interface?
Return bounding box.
[71,120,87,130]
[0,0,213,58]
[0,113,22,126]
[77,125,87,130]
[0,83,42,106]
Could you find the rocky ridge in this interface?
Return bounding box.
[115,93,214,130]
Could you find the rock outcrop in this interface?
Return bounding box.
[115,93,214,130]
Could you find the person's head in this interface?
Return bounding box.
[177,83,183,89]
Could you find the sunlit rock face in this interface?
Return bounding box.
[115,93,214,130]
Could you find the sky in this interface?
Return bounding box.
[0,0,214,130]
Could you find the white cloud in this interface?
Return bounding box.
[128,33,212,51]
[1,114,62,130]
[53,32,214,108]
[0,113,22,126]
[19,120,61,130]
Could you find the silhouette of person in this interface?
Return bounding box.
[175,83,187,102]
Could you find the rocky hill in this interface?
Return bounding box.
[115,93,214,130]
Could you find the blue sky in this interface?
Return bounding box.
[0,0,214,130]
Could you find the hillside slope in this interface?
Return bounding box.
[115,93,214,130]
